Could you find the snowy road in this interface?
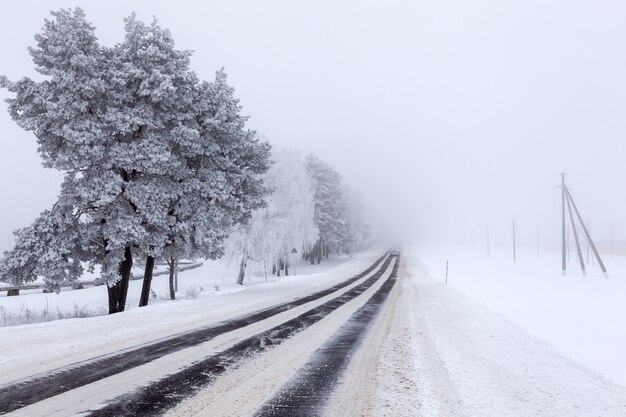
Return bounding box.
[0,252,398,416]
[0,254,387,414]
[3,249,626,416]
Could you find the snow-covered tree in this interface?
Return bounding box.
[305,154,349,263]
[340,186,371,254]
[0,201,82,293]
[0,9,270,312]
[159,71,271,296]
[226,149,318,284]
[0,8,119,303]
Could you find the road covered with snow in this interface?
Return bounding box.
[2,246,626,416]
[0,251,397,415]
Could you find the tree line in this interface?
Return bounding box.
[225,150,369,285]
[0,8,368,314]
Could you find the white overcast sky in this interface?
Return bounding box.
[1,0,626,251]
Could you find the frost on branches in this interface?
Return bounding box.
[226,149,319,284]
[0,8,270,313]
[306,154,347,263]
[227,151,370,284]
[0,202,82,293]
[305,154,369,264]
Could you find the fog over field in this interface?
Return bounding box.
[2,0,626,251]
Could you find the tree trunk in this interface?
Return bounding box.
[168,257,176,300]
[237,255,247,285]
[138,255,155,307]
[107,169,136,314]
[272,263,276,275]
[107,246,133,314]
[285,260,289,276]
[316,242,322,264]
[310,241,318,265]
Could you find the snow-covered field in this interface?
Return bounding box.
[414,243,626,388]
[327,247,626,417]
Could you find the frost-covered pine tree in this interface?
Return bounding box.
[305,154,349,263]
[226,149,318,284]
[0,9,270,312]
[340,186,370,254]
[0,8,114,298]
[160,70,271,295]
[0,201,82,293]
[105,14,202,308]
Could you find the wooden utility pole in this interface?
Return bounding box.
[567,227,571,261]
[473,229,476,252]
[536,225,540,256]
[586,222,590,265]
[611,226,615,257]
[511,220,516,263]
[561,173,566,275]
[566,194,586,275]
[564,185,608,277]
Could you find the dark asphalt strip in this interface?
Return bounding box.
[0,254,388,415]
[253,256,400,417]
[82,256,396,417]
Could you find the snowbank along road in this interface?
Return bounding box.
[0,251,399,416]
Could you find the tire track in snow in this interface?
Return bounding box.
[0,254,388,415]
[253,255,400,417]
[80,256,397,417]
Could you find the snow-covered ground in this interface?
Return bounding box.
[327,248,626,417]
[3,246,626,416]
[413,243,626,388]
[0,254,361,324]
[0,250,389,416]
[0,251,381,386]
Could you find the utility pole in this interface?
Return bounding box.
[564,185,608,277]
[511,220,516,263]
[586,222,590,265]
[566,194,585,275]
[611,226,615,257]
[536,225,540,256]
[473,229,476,252]
[561,173,566,275]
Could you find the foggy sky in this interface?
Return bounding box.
[1,0,626,252]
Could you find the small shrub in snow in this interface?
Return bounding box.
[0,303,105,327]
[185,286,200,299]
